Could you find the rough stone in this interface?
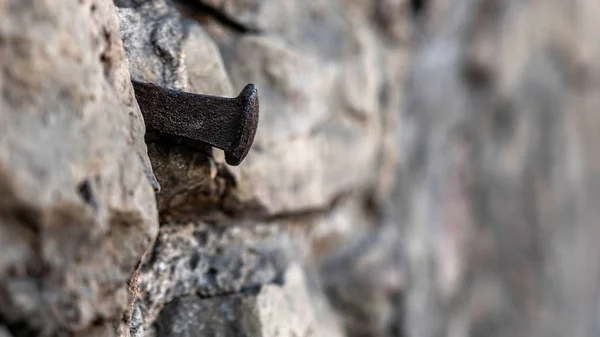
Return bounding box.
[152,264,344,337]
[115,0,389,216]
[300,196,405,337]
[115,2,409,336]
[5,0,600,336]
[89,0,159,191]
[115,0,247,217]
[0,0,158,335]
[218,0,384,214]
[319,223,405,337]
[176,0,264,31]
[144,142,264,219]
[134,220,293,332]
[115,0,233,95]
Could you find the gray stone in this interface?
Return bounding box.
[0,0,158,335]
[0,326,12,337]
[116,2,410,336]
[115,0,233,94]
[193,0,412,42]
[395,1,600,336]
[135,221,293,330]
[153,264,344,337]
[320,224,405,337]
[176,0,264,31]
[115,1,187,89]
[303,197,405,337]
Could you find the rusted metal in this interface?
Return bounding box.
[132,80,259,166]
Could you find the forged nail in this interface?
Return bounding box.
[132,80,259,166]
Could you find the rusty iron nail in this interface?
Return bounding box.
[132,80,259,166]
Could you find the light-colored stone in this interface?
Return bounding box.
[184,24,234,96]
[0,0,158,335]
[222,1,384,214]
[115,0,233,95]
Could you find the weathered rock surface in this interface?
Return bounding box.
[133,220,292,331]
[203,2,409,335]
[319,223,405,337]
[151,264,344,337]
[297,195,404,337]
[114,1,408,336]
[0,0,158,335]
[115,0,233,95]
[116,0,393,216]
[7,0,600,336]
[397,0,600,336]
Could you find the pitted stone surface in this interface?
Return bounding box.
[135,221,292,330]
[152,265,344,337]
[0,0,158,335]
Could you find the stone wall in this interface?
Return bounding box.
[1,0,599,337]
[398,1,600,336]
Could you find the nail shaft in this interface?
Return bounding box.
[132,80,259,166]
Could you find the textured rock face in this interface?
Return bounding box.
[112,0,407,336]
[116,0,394,216]
[397,0,600,336]
[0,0,158,335]
[5,0,599,336]
[133,221,291,331]
[220,2,384,214]
[115,0,233,95]
[151,265,344,337]
[113,1,407,336]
